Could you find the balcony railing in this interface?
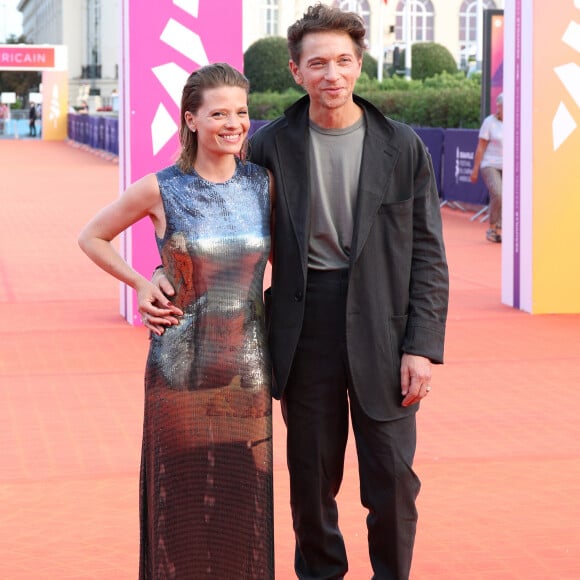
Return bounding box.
[81,65,102,79]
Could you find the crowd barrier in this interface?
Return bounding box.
[68,114,119,156]
[68,116,488,207]
[439,128,488,205]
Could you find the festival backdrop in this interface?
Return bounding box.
[120,0,244,324]
[503,0,580,313]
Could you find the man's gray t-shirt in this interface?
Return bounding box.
[308,116,365,270]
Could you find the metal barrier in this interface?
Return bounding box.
[68,114,118,156]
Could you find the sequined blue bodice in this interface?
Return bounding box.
[149,160,271,391]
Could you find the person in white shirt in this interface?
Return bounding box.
[471,93,503,243]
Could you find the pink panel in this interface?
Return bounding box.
[120,0,243,323]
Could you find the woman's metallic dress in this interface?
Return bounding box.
[139,160,273,579]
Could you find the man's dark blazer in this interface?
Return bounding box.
[250,95,449,421]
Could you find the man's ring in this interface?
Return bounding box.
[425,385,432,392]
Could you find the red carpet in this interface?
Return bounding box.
[1,140,579,578]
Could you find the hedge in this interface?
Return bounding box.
[249,83,481,128]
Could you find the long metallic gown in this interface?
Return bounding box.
[139,160,273,579]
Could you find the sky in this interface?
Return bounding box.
[0,0,23,42]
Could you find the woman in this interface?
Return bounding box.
[471,92,503,243]
[78,63,274,578]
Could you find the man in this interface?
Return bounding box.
[28,102,37,137]
[146,5,448,578]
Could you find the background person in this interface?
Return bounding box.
[471,92,503,243]
[0,103,8,135]
[78,63,275,579]
[28,102,37,137]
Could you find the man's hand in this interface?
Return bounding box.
[137,269,181,335]
[400,353,433,407]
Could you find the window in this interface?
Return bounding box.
[395,0,434,43]
[460,0,497,43]
[264,0,279,37]
[459,0,497,66]
[335,0,371,34]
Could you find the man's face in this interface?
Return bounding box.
[289,31,362,114]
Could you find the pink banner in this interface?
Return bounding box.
[489,12,504,113]
[120,0,243,323]
[0,46,55,68]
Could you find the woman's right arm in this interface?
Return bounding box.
[470,138,489,184]
[78,174,181,334]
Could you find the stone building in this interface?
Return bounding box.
[16,0,504,107]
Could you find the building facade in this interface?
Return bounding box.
[17,0,118,108]
[243,0,504,69]
[16,0,503,108]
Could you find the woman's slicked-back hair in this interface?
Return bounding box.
[287,3,366,65]
[177,62,250,172]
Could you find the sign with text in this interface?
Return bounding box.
[0,45,67,71]
[442,129,488,205]
[1,92,16,104]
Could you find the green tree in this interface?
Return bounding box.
[249,70,481,127]
[361,52,378,79]
[411,42,458,81]
[244,37,296,93]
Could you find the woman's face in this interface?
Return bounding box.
[185,85,250,159]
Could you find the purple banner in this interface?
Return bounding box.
[441,129,488,204]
